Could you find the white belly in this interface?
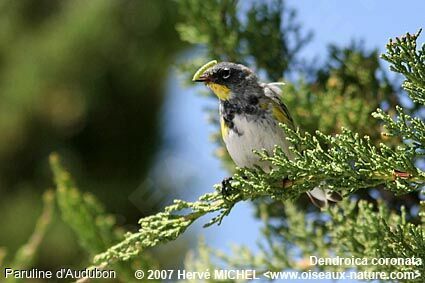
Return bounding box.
[223,115,291,170]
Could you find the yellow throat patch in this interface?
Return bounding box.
[207,83,230,100]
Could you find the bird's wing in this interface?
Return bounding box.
[263,83,340,207]
[262,82,295,130]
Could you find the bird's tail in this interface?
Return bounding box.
[307,186,342,208]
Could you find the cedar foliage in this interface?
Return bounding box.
[4,1,424,282]
[87,1,424,281]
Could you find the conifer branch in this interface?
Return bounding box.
[50,154,157,283]
[185,199,425,283]
[50,154,118,254]
[11,190,55,269]
[0,248,6,268]
[48,28,425,281]
[381,29,424,104]
[88,123,424,267]
[86,30,425,269]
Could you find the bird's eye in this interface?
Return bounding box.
[222,68,231,79]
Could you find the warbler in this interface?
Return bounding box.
[193,61,341,208]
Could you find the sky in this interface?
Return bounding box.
[161,1,424,281]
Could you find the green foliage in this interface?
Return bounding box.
[4,1,419,281]
[184,200,425,282]
[1,190,54,283]
[286,43,399,141]
[0,0,184,272]
[177,0,311,172]
[244,0,312,80]
[329,201,425,278]
[374,29,425,150]
[50,154,118,254]
[81,26,425,282]
[235,125,423,198]
[382,29,425,104]
[10,191,55,270]
[177,0,311,79]
[177,0,240,62]
[374,106,425,150]
[50,154,158,282]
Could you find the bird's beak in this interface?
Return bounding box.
[193,72,211,83]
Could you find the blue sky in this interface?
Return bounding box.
[160,1,424,281]
[292,0,424,60]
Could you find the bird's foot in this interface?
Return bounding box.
[221,177,236,198]
[282,178,293,189]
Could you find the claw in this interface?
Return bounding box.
[221,177,234,197]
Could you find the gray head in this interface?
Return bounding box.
[194,62,260,100]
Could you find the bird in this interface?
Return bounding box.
[193,60,341,208]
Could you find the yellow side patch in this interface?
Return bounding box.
[220,117,229,140]
[207,83,231,100]
[272,104,291,126]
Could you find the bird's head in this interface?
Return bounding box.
[193,61,257,100]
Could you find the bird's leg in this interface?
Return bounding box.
[221,175,248,198]
[221,177,234,197]
[282,177,293,189]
